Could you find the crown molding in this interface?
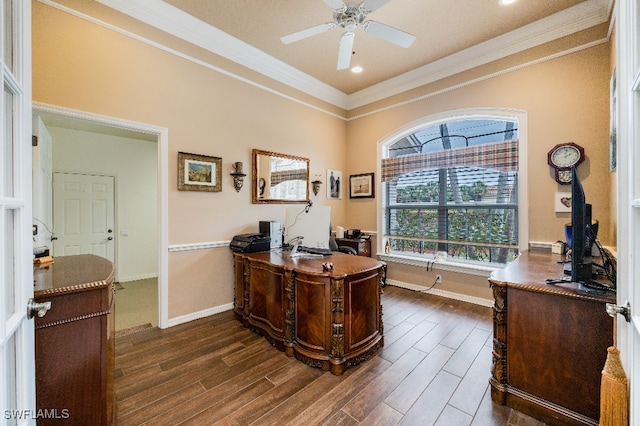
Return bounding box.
[96,0,349,108]
[347,0,614,109]
[95,0,612,111]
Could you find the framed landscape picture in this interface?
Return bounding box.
[178,151,222,192]
[349,172,375,198]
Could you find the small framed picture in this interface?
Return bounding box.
[327,169,343,199]
[555,192,572,213]
[178,151,222,192]
[349,172,375,199]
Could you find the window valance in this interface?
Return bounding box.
[270,169,307,186]
[381,139,519,182]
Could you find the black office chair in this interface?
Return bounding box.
[329,236,358,255]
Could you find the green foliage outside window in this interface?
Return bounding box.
[390,187,517,263]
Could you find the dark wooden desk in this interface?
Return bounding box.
[34,254,115,426]
[489,249,615,426]
[234,251,385,375]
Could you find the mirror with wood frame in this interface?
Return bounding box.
[252,149,310,204]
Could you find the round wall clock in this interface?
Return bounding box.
[547,142,585,184]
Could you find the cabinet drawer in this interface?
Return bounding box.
[35,286,111,328]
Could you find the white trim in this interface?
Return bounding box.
[386,279,494,308]
[37,0,346,120]
[347,39,608,121]
[529,241,553,250]
[616,1,640,424]
[54,0,612,112]
[168,241,230,252]
[116,273,158,283]
[32,102,171,330]
[93,0,347,108]
[166,303,234,328]
[377,254,496,277]
[347,0,612,109]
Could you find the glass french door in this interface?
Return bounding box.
[1,1,34,425]
[617,1,640,425]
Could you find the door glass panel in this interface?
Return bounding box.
[3,0,15,73]
[5,335,18,426]
[1,0,33,419]
[4,208,16,321]
[4,84,14,197]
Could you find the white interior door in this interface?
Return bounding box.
[1,0,35,424]
[53,173,115,262]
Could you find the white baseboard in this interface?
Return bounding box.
[386,279,494,308]
[117,273,158,283]
[163,280,493,329]
[166,303,234,328]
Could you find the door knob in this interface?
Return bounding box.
[606,300,631,323]
[27,298,51,319]
[107,236,113,241]
[108,229,113,233]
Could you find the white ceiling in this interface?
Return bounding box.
[94,0,614,110]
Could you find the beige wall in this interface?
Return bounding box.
[32,1,347,320]
[346,43,612,300]
[347,43,613,245]
[32,1,613,317]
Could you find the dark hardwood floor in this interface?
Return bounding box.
[115,285,546,425]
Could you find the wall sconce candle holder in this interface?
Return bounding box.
[311,174,323,196]
[230,162,246,192]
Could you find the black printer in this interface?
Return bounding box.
[229,233,271,253]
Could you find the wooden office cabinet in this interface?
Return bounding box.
[335,237,371,257]
[489,249,614,426]
[33,254,116,426]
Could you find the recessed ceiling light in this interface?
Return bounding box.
[351,66,363,73]
[499,0,517,5]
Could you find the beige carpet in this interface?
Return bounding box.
[115,277,158,332]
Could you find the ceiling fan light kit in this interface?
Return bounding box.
[280,0,416,70]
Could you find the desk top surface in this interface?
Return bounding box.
[489,249,615,303]
[235,249,384,278]
[34,254,115,297]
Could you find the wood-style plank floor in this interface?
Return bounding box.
[115,285,546,425]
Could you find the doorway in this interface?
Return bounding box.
[33,102,169,330]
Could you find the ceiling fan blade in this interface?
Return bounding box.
[360,0,390,13]
[323,0,347,11]
[280,22,336,44]
[363,20,416,48]
[337,31,355,70]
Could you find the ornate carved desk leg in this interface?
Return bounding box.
[284,270,295,357]
[379,266,385,347]
[489,283,508,404]
[330,277,345,375]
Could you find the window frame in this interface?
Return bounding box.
[376,108,529,273]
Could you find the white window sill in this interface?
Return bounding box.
[376,253,500,277]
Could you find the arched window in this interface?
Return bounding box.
[380,111,526,266]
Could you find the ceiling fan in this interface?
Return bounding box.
[280,0,416,70]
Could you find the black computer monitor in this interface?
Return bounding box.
[570,167,592,283]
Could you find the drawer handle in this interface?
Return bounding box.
[27,298,51,319]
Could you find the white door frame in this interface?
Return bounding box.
[2,0,35,423]
[33,102,170,329]
[615,0,639,424]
